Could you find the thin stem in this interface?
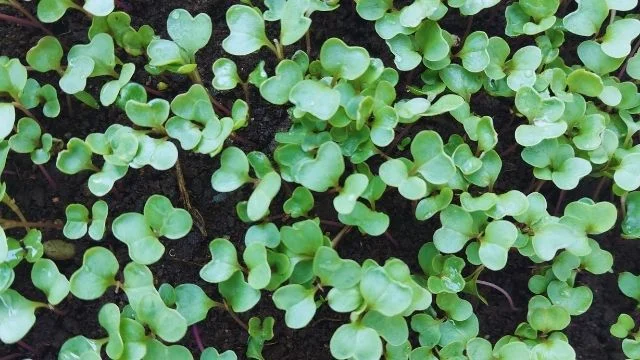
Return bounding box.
[460,16,474,45]
[533,180,545,193]
[241,82,251,110]
[593,177,609,200]
[617,38,640,80]
[37,165,57,190]
[331,226,353,248]
[274,39,285,60]
[11,102,42,127]
[0,218,62,230]
[143,85,165,98]
[384,231,399,247]
[224,302,249,331]
[554,190,566,216]
[175,158,207,237]
[7,0,54,36]
[191,325,205,353]
[189,69,231,116]
[305,29,312,55]
[501,142,520,157]
[320,219,343,227]
[389,124,415,155]
[476,280,518,311]
[16,341,35,354]
[229,133,258,148]
[0,12,43,30]
[2,194,29,230]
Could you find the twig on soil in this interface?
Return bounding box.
[1,194,31,231]
[191,325,205,353]
[476,280,518,311]
[175,158,207,237]
[2,0,55,36]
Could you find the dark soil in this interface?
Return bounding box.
[0,1,636,359]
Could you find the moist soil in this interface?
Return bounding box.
[0,1,636,359]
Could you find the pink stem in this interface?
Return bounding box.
[191,325,205,353]
[476,280,518,311]
[17,341,35,354]
[0,12,42,29]
[37,165,57,190]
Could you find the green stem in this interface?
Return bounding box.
[331,226,352,248]
[1,194,29,230]
[0,218,62,230]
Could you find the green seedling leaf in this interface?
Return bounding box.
[566,69,603,97]
[478,220,518,270]
[171,84,217,125]
[532,222,588,261]
[313,246,361,288]
[219,271,261,312]
[457,31,490,73]
[330,323,382,360]
[334,174,369,214]
[436,292,473,321]
[547,280,593,316]
[260,60,304,105]
[412,130,456,185]
[9,117,45,155]
[433,204,482,253]
[212,58,241,91]
[577,40,625,75]
[273,284,317,329]
[37,0,75,22]
[63,203,89,240]
[563,0,608,36]
[0,104,15,141]
[244,243,271,289]
[281,219,323,256]
[56,138,95,174]
[505,46,542,91]
[360,264,412,317]
[31,258,69,305]
[100,63,135,106]
[0,289,38,344]
[339,201,390,236]
[89,200,109,240]
[386,34,422,71]
[175,284,217,325]
[289,80,341,120]
[88,162,128,197]
[615,153,640,191]
[202,348,238,360]
[167,9,212,57]
[0,58,27,98]
[59,56,95,94]
[611,314,635,338]
[69,247,118,300]
[562,199,617,235]
[26,36,63,72]
[200,238,241,283]
[280,0,312,46]
[126,98,170,129]
[223,5,270,55]
[601,18,640,58]
[147,39,192,70]
[247,172,281,221]
[246,223,281,248]
[284,186,314,217]
[439,64,482,101]
[527,295,570,332]
[211,147,251,192]
[97,304,123,359]
[321,38,371,80]
[295,141,345,192]
[623,192,640,238]
[83,0,115,16]
[59,336,103,360]
[619,272,640,302]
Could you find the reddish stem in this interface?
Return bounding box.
[37,165,57,190]
[17,341,35,354]
[476,280,518,311]
[384,231,399,247]
[0,12,42,30]
[553,190,566,216]
[143,85,166,98]
[191,325,205,353]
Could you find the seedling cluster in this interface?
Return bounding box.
[0,0,639,359]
